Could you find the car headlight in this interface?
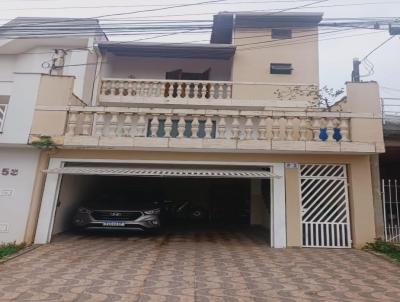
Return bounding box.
[78,207,90,213]
[144,209,160,215]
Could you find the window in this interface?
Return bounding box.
[270,63,293,75]
[271,29,292,39]
[0,97,9,133]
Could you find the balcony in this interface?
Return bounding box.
[99,78,233,107]
[30,75,384,154]
[58,106,372,153]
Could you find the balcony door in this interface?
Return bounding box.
[166,68,210,80]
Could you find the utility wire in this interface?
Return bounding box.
[360,35,396,77]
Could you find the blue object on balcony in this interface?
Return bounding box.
[319,128,328,141]
[333,128,342,142]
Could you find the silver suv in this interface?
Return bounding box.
[72,195,161,231]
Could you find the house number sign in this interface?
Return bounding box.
[1,168,19,176]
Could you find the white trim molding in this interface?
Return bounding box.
[34,158,287,247]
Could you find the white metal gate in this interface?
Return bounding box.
[382,179,400,243]
[299,164,351,248]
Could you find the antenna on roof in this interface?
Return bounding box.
[351,58,361,82]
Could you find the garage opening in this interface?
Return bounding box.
[38,163,280,246]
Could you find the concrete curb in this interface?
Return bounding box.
[0,245,41,265]
[364,249,400,267]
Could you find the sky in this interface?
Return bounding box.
[0,0,399,103]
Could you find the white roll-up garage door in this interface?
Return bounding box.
[45,166,278,179]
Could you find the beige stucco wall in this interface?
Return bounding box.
[347,156,377,248]
[285,167,301,247]
[231,27,319,100]
[24,151,49,243]
[26,149,377,248]
[30,75,83,137]
[344,82,385,152]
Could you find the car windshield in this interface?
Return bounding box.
[83,190,162,209]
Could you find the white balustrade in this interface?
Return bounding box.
[100,78,233,101]
[64,108,351,143]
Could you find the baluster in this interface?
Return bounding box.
[204,116,213,139]
[258,117,267,140]
[143,81,151,97]
[115,81,121,96]
[272,117,280,140]
[100,80,107,96]
[127,81,133,96]
[326,118,334,142]
[217,116,226,139]
[81,112,93,136]
[153,81,160,97]
[164,115,173,138]
[132,81,139,97]
[231,116,240,139]
[312,118,322,141]
[175,82,182,98]
[108,112,119,137]
[192,83,198,99]
[110,81,116,96]
[244,116,254,139]
[209,83,216,99]
[285,117,294,141]
[150,115,159,137]
[135,113,146,137]
[340,119,350,142]
[191,116,199,138]
[154,81,162,97]
[299,117,308,141]
[177,116,186,138]
[226,84,232,99]
[164,82,172,98]
[94,112,105,136]
[122,113,133,137]
[122,81,128,96]
[66,111,79,136]
[137,81,143,96]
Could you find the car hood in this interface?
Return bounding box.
[83,201,161,211]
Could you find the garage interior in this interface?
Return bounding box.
[50,164,273,245]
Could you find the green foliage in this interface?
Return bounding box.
[365,239,400,262]
[0,242,25,259]
[274,85,345,111]
[31,135,58,150]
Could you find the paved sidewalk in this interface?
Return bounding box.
[0,227,399,302]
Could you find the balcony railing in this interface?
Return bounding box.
[63,107,351,151]
[100,78,233,102]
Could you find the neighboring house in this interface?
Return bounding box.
[380,115,400,243]
[0,12,385,249]
[0,17,105,243]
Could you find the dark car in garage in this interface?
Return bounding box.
[72,192,162,231]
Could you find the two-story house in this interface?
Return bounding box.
[1,12,385,249]
[0,17,105,243]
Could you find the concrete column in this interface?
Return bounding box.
[370,154,385,239]
[348,156,377,248]
[24,151,50,244]
[250,179,267,227]
[285,167,301,247]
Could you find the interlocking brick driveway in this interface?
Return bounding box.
[1,227,400,302]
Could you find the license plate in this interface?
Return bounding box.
[102,221,125,227]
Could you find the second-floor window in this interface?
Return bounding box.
[271,29,292,39]
[0,99,9,133]
[270,63,293,75]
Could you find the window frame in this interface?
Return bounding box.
[270,63,293,75]
[271,28,292,40]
